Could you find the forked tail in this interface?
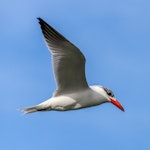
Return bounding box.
[21,104,51,114]
[21,105,39,114]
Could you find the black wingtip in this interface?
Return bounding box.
[37,18,48,27]
[37,17,43,22]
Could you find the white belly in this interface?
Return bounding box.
[39,87,106,111]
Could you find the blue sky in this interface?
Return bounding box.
[1,0,150,149]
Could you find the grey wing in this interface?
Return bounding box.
[38,18,89,95]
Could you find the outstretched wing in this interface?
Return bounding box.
[38,18,88,95]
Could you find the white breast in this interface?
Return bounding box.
[37,86,107,111]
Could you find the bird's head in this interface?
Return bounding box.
[90,86,124,111]
[102,87,124,112]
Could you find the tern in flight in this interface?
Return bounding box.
[22,18,124,114]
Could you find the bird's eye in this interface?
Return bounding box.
[108,91,114,97]
[103,87,115,97]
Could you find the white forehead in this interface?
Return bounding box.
[89,85,107,97]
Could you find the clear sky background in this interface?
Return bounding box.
[1,0,150,149]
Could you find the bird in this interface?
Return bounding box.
[21,18,124,114]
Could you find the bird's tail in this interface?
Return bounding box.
[21,105,39,114]
[21,104,51,114]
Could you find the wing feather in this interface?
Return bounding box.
[38,18,89,96]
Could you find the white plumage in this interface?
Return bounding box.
[21,18,124,114]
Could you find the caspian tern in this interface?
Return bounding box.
[21,18,124,114]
